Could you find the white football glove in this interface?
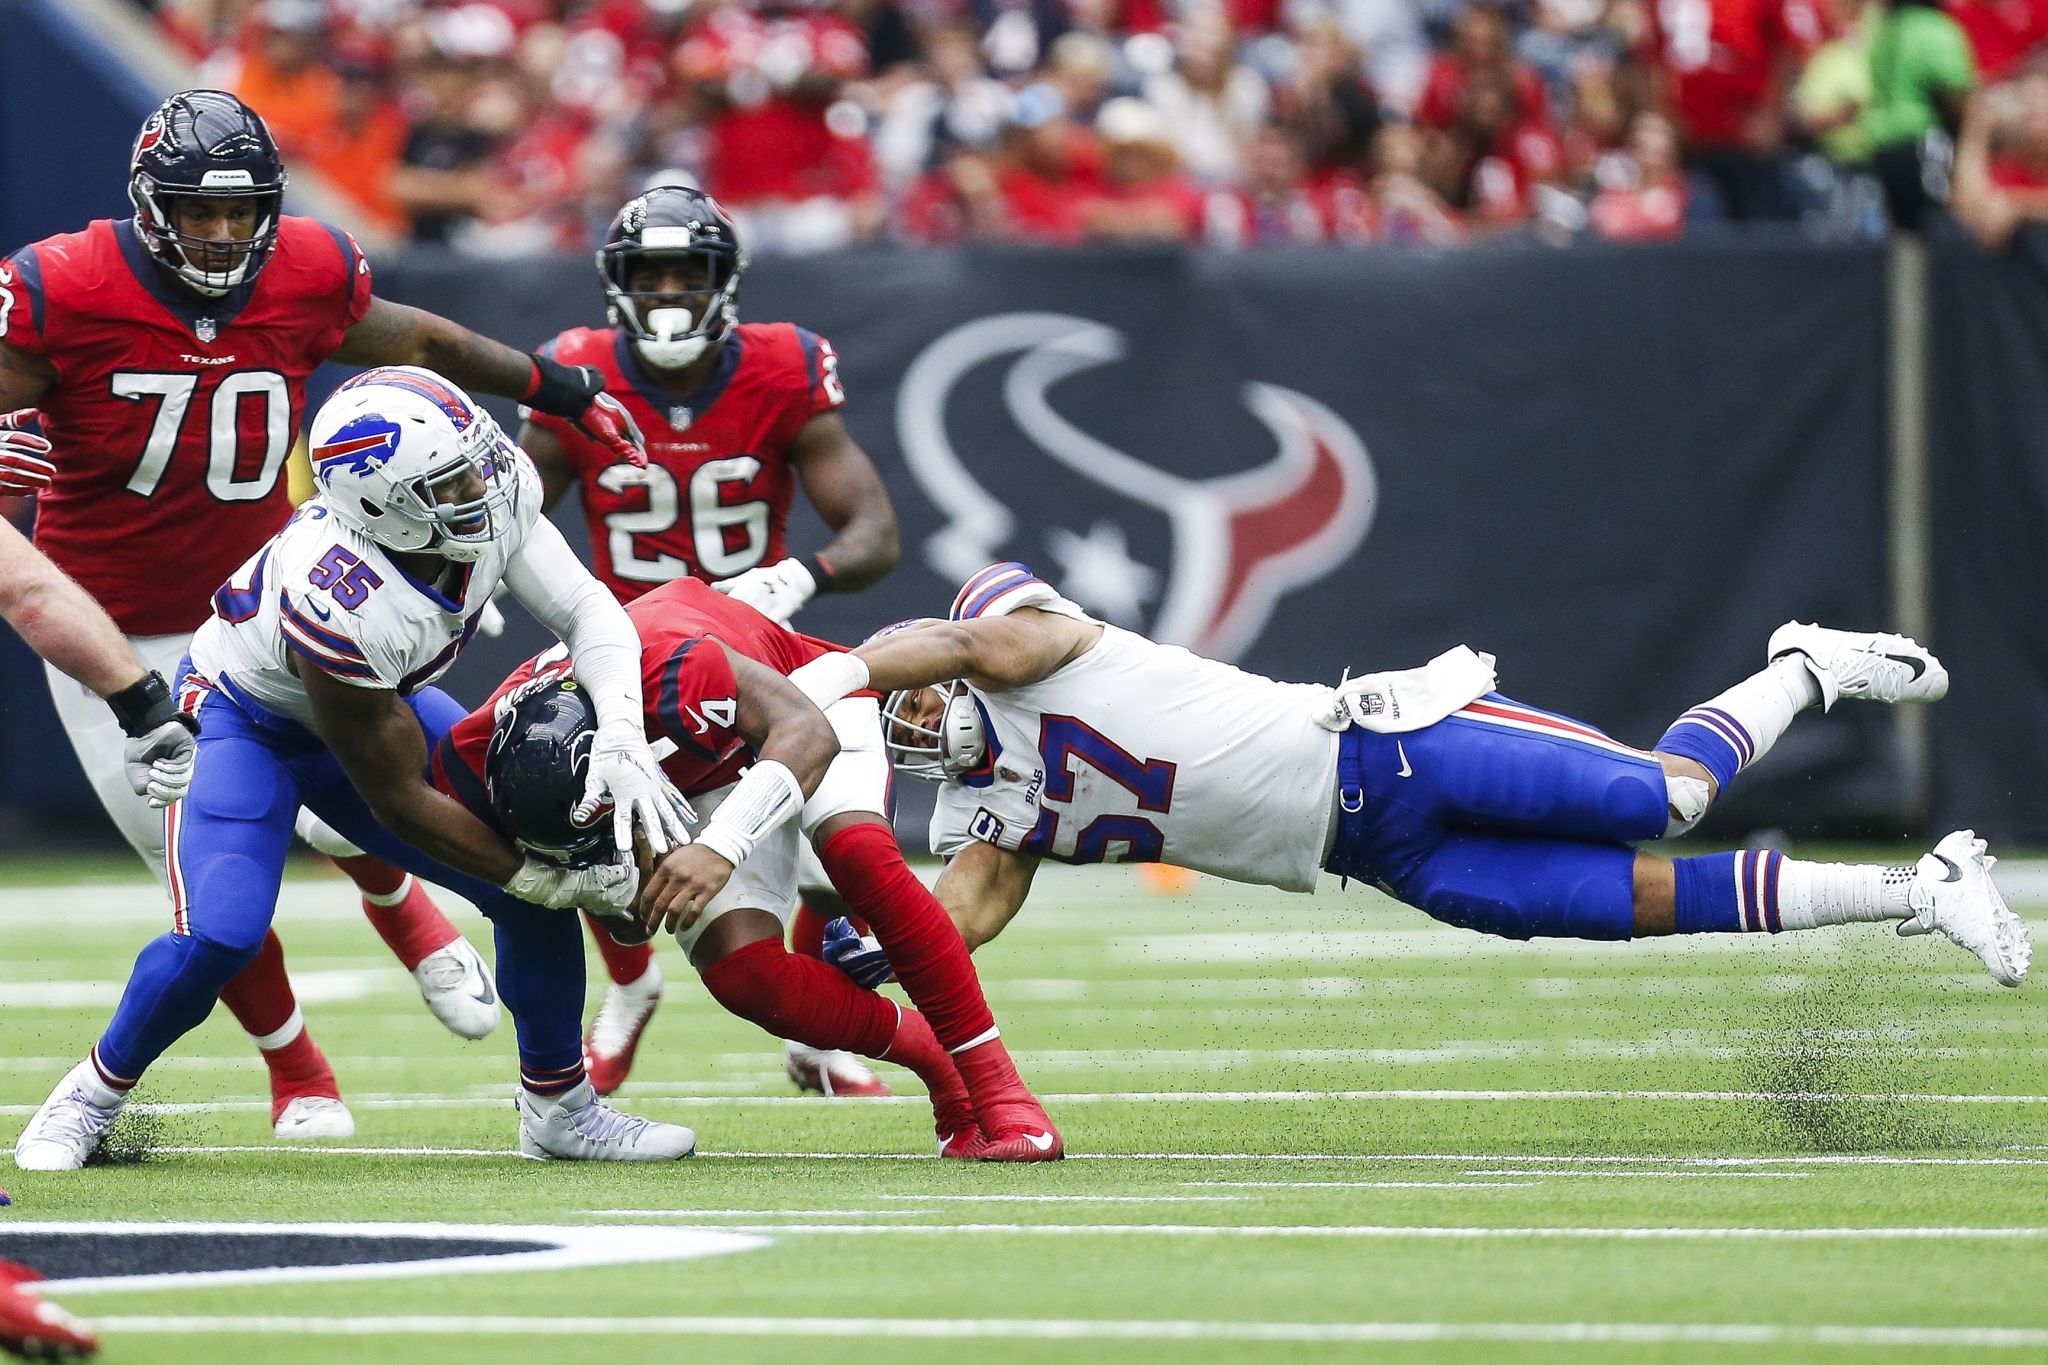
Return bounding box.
[123,716,198,807]
[714,557,817,623]
[0,409,55,496]
[573,721,695,856]
[504,854,640,916]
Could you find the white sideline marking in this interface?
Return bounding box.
[584,1210,932,1219]
[652,1224,2048,1241]
[12,1086,2048,1119]
[13,1222,765,1295]
[79,1316,2048,1348]
[1189,1181,1536,1190]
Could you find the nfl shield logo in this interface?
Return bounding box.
[195,317,218,343]
[667,405,693,431]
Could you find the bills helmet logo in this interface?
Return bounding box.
[313,416,402,478]
[897,312,1377,660]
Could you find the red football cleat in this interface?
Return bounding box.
[937,1126,987,1159]
[583,963,663,1097]
[784,1042,892,1097]
[0,1261,98,1360]
[977,1118,1064,1162]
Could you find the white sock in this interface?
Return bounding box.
[618,959,663,996]
[1662,657,1823,786]
[248,1004,307,1052]
[362,873,415,909]
[1776,859,1915,929]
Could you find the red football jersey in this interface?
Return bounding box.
[433,578,847,823]
[525,321,844,603]
[1645,0,1826,149]
[0,216,372,635]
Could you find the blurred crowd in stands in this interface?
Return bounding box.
[143,0,2048,252]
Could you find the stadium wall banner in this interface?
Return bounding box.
[1926,228,2048,842]
[0,242,1903,839]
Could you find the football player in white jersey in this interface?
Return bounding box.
[15,367,698,1171]
[796,563,2028,990]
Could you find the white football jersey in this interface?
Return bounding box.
[189,456,544,725]
[930,565,1339,892]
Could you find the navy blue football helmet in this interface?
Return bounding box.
[485,674,609,866]
[129,90,289,297]
[596,185,745,370]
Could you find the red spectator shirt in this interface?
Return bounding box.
[1645,0,1827,149]
[678,7,876,204]
[1466,121,1568,222]
[432,578,848,811]
[526,322,844,602]
[1414,58,1552,133]
[1951,0,2048,81]
[0,216,372,635]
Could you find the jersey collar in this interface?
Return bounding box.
[114,218,259,339]
[612,328,744,427]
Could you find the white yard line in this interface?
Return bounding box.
[875,1194,1249,1203]
[637,1224,2048,1241]
[78,1315,2048,1347]
[1461,1170,1812,1180]
[11,1086,2044,1118]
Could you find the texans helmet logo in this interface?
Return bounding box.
[313,417,401,478]
[897,312,1377,661]
[134,112,166,157]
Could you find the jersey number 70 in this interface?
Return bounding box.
[1020,715,1177,864]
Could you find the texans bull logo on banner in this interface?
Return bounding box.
[894,311,1377,661]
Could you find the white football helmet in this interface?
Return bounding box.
[309,367,519,562]
[882,678,990,781]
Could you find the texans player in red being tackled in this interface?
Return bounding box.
[0,91,646,1140]
[517,185,904,1099]
[432,578,1062,1159]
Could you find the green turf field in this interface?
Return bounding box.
[2,855,2044,1363]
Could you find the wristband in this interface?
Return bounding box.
[806,553,840,595]
[523,353,596,419]
[106,670,189,738]
[695,760,805,868]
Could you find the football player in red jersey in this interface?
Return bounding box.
[518,185,903,1098]
[432,578,1062,1160]
[0,90,647,1140]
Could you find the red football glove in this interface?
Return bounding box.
[0,409,54,496]
[524,356,648,468]
[573,391,649,469]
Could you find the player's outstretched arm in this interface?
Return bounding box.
[335,298,646,465]
[0,518,197,804]
[715,412,900,622]
[933,840,1040,951]
[502,518,692,856]
[298,663,526,886]
[638,650,841,937]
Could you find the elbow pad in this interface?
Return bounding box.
[695,760,805,868]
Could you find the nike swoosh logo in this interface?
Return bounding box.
[1934,853,1964,883]
[683,708,710,736]
[306,599,333,622]
[1882,652,1928,681]
[1396,741,1413,779]
[1022,1130,1056,1152]
[470,977,496,1007]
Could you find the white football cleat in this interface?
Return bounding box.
[1899,830,2031,987]
[274,1096,356,1140]
[1768,622,1949,710]
[516,1080,696,1161]
[784,1041,892,1097]
[413,937,500,1041]
[13,1061,125,1171]
[583,962,664,1096]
